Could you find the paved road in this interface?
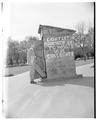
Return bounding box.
[3,63,94,118]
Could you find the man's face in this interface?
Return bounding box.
[34,40,42,46]
[31,40,37,47]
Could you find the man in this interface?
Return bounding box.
[27,40,47,84]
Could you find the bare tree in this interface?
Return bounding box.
[76,22,86,34]
[87,26,94,49]
[73,22,87,61]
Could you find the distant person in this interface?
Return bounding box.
[27,40,47,84]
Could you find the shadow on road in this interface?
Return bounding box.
[38,77,94,88]
[65,77,94,88]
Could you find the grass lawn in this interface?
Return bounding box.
[4,59,94,77]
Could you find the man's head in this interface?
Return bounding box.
[31,40,38,48]
[30,40,43,49]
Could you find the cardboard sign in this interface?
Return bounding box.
[43,35,76,79]
[38,25,77,80]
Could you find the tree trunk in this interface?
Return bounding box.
[82,47,87,61]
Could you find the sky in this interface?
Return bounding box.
[9,2,94,41]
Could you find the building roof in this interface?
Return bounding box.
[38,24,76,34]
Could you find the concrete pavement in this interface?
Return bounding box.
[3,63,94,118]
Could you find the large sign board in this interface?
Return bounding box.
[38,25,77,80]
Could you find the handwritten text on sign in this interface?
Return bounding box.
[45,36,73,58]
[47,36,67,42]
